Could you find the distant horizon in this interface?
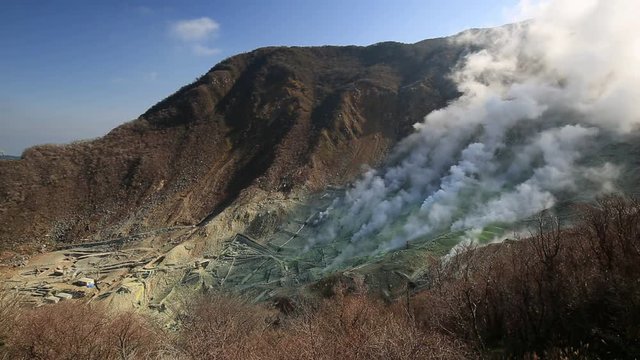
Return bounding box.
[0,0,518,155]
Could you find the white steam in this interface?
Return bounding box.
[309,0,640,266]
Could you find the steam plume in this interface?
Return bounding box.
[309,0,640,267]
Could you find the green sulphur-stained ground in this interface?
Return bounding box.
[201,193,513,302]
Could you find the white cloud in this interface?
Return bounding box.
[192,44,220,56]
[170,17,222,57]
[171,17,219,42]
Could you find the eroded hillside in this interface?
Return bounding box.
[0,39,463,254]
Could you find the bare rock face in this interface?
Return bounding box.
[0,38,465,251]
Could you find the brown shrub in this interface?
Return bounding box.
[275,290,472,360]
[173,293,277,359]
[172,290,472,360]
[2,301,163,360]
[414,195,640,358]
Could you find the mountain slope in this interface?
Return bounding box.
[0,38,464,252]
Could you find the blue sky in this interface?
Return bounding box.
[0,0,517,155]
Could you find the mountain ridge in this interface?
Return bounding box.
[0,36,466,253]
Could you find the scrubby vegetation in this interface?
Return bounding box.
[1,195,639,359]
[0,291,469,360]
[0,300,163,359]
[172,291,471,360]
[416,195,640,358]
